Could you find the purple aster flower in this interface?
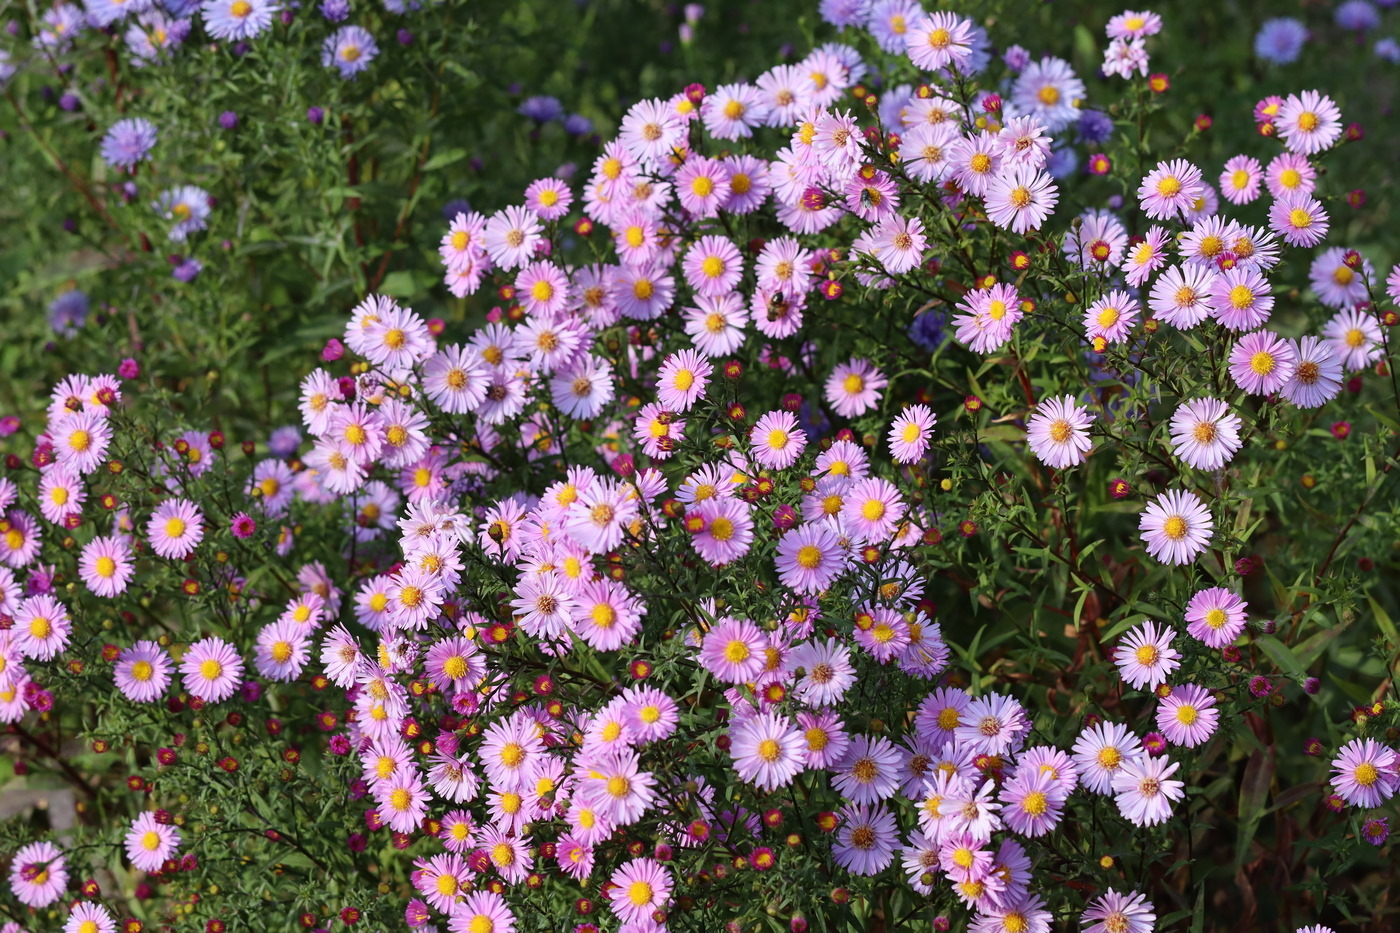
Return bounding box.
[48,290,89,336]
[319,0,348,19]
[323,25,377,78]
[201,0,279,40]
[1254,18,1307,63]
[100,117,158,171]
[517,95,564,122]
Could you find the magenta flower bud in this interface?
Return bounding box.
[118,357,140,379]
[337,376,356,399]
[322,338,344,361]
[611,453,635,478]
[772,504,798,531]
[0,415,18,437]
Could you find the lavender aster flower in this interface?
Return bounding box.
[155,184,211,242]
[518,95,564,122]
[201,0,278,40]
[323,24,377,76]
[1254,18,1307,63]
[101,117,158,170]
[1336,1,1380,30]
[48,290,90,336]
[319,0,349,20]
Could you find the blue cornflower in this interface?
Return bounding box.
[1254,18,1308,64]
[1076,109,1114,145]
[100,118,158,171]
[563,113,593,136]
[1376,37,1400,62]
[908,309,949,354]
[1336,1,1380,30]
[320,0,349,20]
[322,25,377,78]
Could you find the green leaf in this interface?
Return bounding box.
[1255,634,1307,681]
[423,147,468,172]
[1234,749,1271,871]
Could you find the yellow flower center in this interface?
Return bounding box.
[628,881,654,906]
[95,555,117,578]
[200,658,223,681]
[1163,515,1188,540]
[796,545,822,569]
[1250,351,1276,375]
[1156,176,1182,197]
[1021,790,1048,816]
[1175,704,1199,726]
[723,640,751,664]
[131,660,154,682]
[1037,86,1060,106]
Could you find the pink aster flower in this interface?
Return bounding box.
[953,282,1022,353]
[146,497,204,559]
[1323,307,1384,372]
[1169,397,1242,470]
[1156,683,1219,748]
[1139,489,1213,566]
[955,692,1029,756]
[1138,158,1205,221]
[14,593,71,661]
[1281,336,1343,408]
[1265,151,1316,199]
[731,710,806,791]
[1082,889,1156,933]
[179,636,244,703]
[1277,90,1343,156]
[984,166,1058,234]
[1269,192,1330,248]
[1084,289,1139,344]
[53,409,111,475]
[514,261,571,318]
[619,97,684,165]
[64,902,115,933]
[1112,755,1184,826]
[577,748,656,825]
[699,617,769,684]
[446,888,515,933]
[657,349,712,413]
[37,465,84,525]
[682,235,744,299]
[832,803,899,875]
[689,498,755,567]
[607,858,672,925]
[865,214,927,275]
[482,204,543,271]
[1113,621,1181,690]
[1073,720,1146,795]
[1121,226,1169,287]
[1025,395,1093,469]
[125,811,181,872]
[1209,265,1274,331]
[825,358,886,418]
[905,11,974,71]
[1184,587,1248,648]
[774,522,847,594]
[950,131,1004,198]
[1149,264,1216,329]
[253,619,310,682]
[8,840,68,907]
[1330,738,1399,808]
[523,176,572,221]
[1219,154,1263,205]
[676,155,733,218]
[702,82,769,140]
[750,410,807,470]
[999,767,1066,837]
[1107,9,1162,37]
[1229,329,1297,395]
[888,404,936,463]
[114,640,173,703]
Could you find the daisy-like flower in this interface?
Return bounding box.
[888,404,936,463]
[899,123,958,183]
[101,118,158,171]
[999,768,1066,837]
[64,902,116,933]
[254,619,310,681]
[844,478,905,545]
[551,355,615,420]
[1101,36,1148,78]
[155,185,212,242]
[952,282,1022,353]
[15,594,71,661]
[825,358,886,418]
[863,214,928,275]
[1113,621,1181,690]
[619,97,684,165]
[1107,9,1162,37]
[179,637,244,703]
[1323,307,1384,372]
[1229,330,1297,395]
[1082,889,1156,933]
[905,11,974,72]
[775,522,847,594]
[699,617,768,684]
[514,261,571,318]
[675,155,732,219]
[53,410,111,475]
[125,811,181,873]
[1281,336,1344,408]
[1121,226,1169,287]
[1084,289,1139,344]
[577,748,656,826]
[755,64,815,127]
[1270,192,1330,248]
[832,803,899,875]
[114,640,172,703]
[201,0,277,41]
[949,131,1004,198]
[147,498,203,559]
[1073,720,1145,795]
[422,344,488,415]
[323,24,377,78]
[483,205,543,271]
[606,858,672,925]
[731,711,806,791]
[523,176,572,220]
[789,638,856,706]
[702,82,769,140]
[1184,587,1248,648]
[1149,264,1217,329]
[689,498,755,567]
[1209,265,1273,331]
[750,410,807,470]
[1011,57,1084,133]
[8,839,68,907]
[685,294,749,358]
[1157,684,1219,748]
[1265,151,1316,200]
[1139,490,1213,566]
[984,166,1058,234]
[79,535,134,598]
[1277,90,1343,156]
[1112,756,1184,826]
[1025,395,1093,469]
[955,692,1029,756]
[657,349,712,413]
[1330,738,1399,808]
[37,465,85,526]
[1138,158,1205,221]
[682,235,744,300]
[1311,247,1371,310]
[1219,154,1263,205]
[1169,398,1242,470]
[375,772,432,834]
